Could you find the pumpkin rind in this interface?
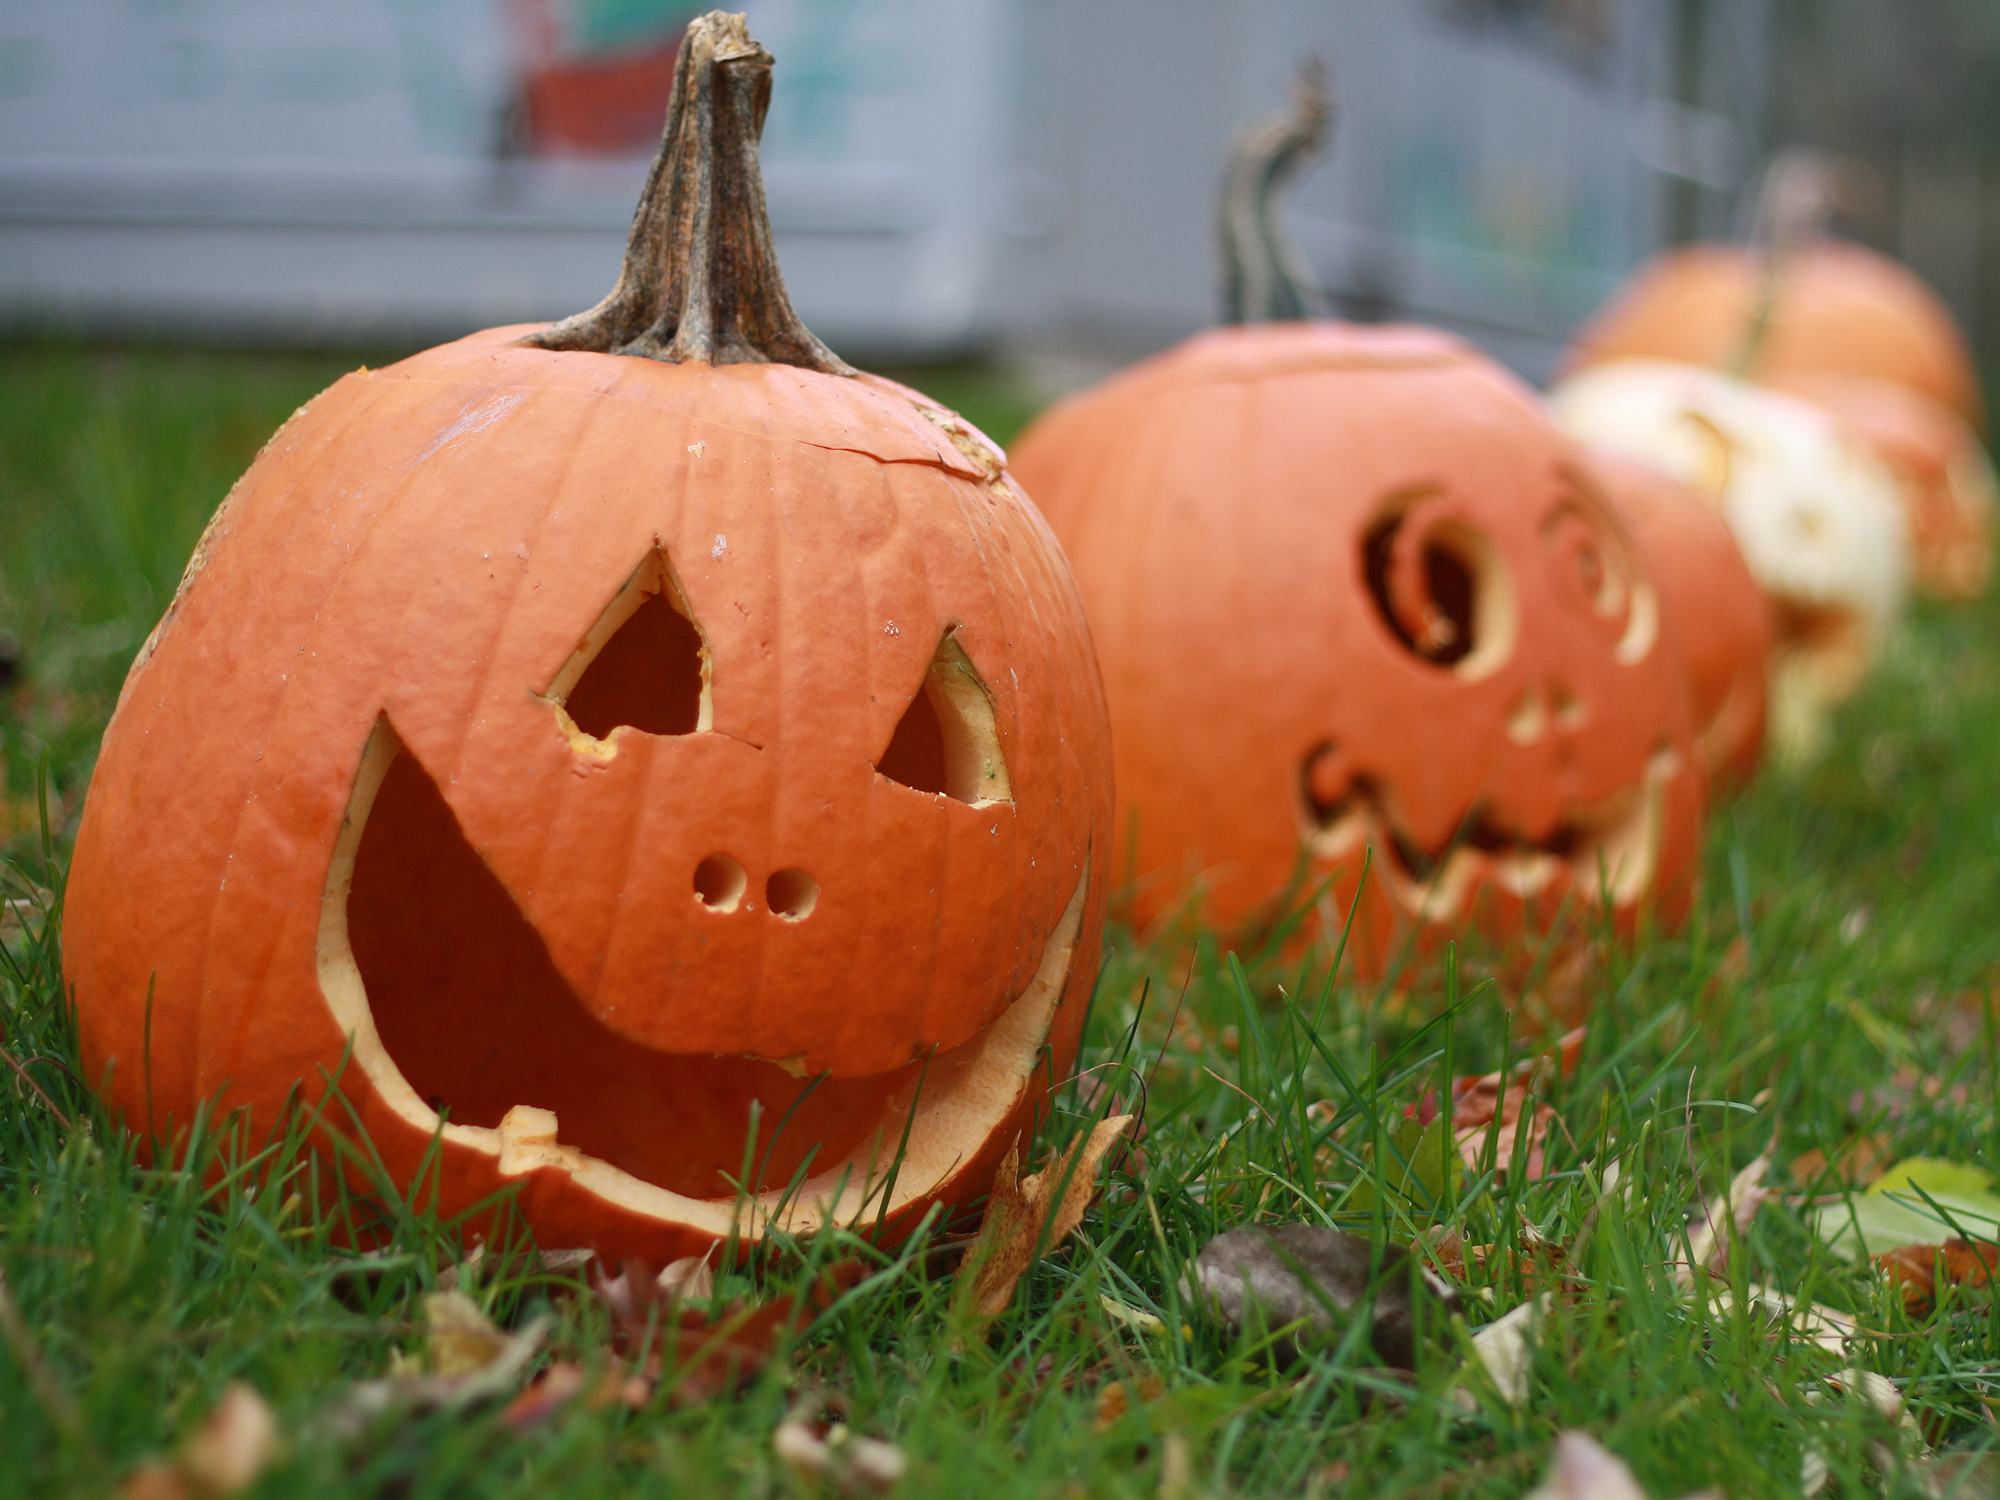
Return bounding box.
[1011,322,1707,972]
[1589,453,1773,790]
[1566,241,1986,434]
[63,13,1112,1257]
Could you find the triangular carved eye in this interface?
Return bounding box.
[876,631,1012,805]
[548,550,708,745]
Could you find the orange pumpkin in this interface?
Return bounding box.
[1566,239,1985,435]
[1012,320,1706,974]
[62,14,1111,1260]
[1761,371,1995,601]
[1589,454,1772,791]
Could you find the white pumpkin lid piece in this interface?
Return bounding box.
[1548,357,1910,764]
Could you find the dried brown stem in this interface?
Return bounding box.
[0,1039,74,1134]
[523,11,850,373]
[1220,61,1332,325]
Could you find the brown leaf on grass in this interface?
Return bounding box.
[1874,1237,1999,1315]
[1679,1143,1775,1284]
[1093,1374,1166,1432]
[1790,1134,1892,1190]
[1441,1026,1587,1181]
[958,1116,1134,1321]
[595,1259,866,1408]
[1074,1072,1150,1177]
[1191,1225,1460,1370]
[319,1301,552,1439]
[501,1361,588,1430]
[120,1383,284,1499]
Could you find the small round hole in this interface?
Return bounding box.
[693,854,747,911]
[766,868,819,922]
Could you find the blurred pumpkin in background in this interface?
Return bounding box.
[1566,153,1991,600]
[1589,453,1773,791]
[1010,71,1706,978]
[1549,358,1908,766]
[62,13,1112,1262]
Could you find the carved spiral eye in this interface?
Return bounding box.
[1362,490,1518,680]
[1543,469,1660,665]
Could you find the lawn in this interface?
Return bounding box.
[4,341,2000,1498]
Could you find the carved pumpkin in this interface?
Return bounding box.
[62,14,1111,1261]
[1590,453,1773,791]
[1567,239,1984,434]
[1009,77,1706,975]
[1549,358,1909,765]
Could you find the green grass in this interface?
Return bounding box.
[5,342,2000,1497]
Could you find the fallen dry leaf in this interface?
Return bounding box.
[773,1396,908,1495]
[424,1291,514,1377]
[1790,1134,1892,1189]
[501,1361,587,1430]
[1710,1284,1859,1358]
[643,1261,867,1407]
[119,1382,284,1499]
[1190,1224,1458,1369]
[319,1305,552,1439]
[1462,1294,1548,1407]
[957,1116,1133,1322]
[1525,1431,1720,1500]
[1874,1238,1999,1315]
[1434,1026,1587,1181]
[1093,1374,1167,1432]
[1680,1142,1774,1283]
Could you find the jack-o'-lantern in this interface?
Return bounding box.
[1590,453,1773,791]
[1549,358,1909,765]
[62,13,1112,1261]
[1566,154,1986,434]
[1009,75,1706,976]
[1762,371,1995,601]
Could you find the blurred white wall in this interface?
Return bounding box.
[0,0,1767,378]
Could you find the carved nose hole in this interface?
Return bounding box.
[1551,683,1589,731]
[1506,687,1547,744]
[693,854,747,911]
[766,869,818,922]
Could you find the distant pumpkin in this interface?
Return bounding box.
[1010,73,1706,974]
[1567,239,1984,435]
[63,13,1111,1261]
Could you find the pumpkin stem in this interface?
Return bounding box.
[1731,149,1839,377]
[522,10,852,373]
[1219,61,1332,326]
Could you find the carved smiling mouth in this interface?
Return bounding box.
[1299,747,1681,921]
[316,719,1085,1241]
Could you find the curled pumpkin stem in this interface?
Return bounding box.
[1219,59,1332,326]
[1731,149,1840,379]
[524,10,852,374]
